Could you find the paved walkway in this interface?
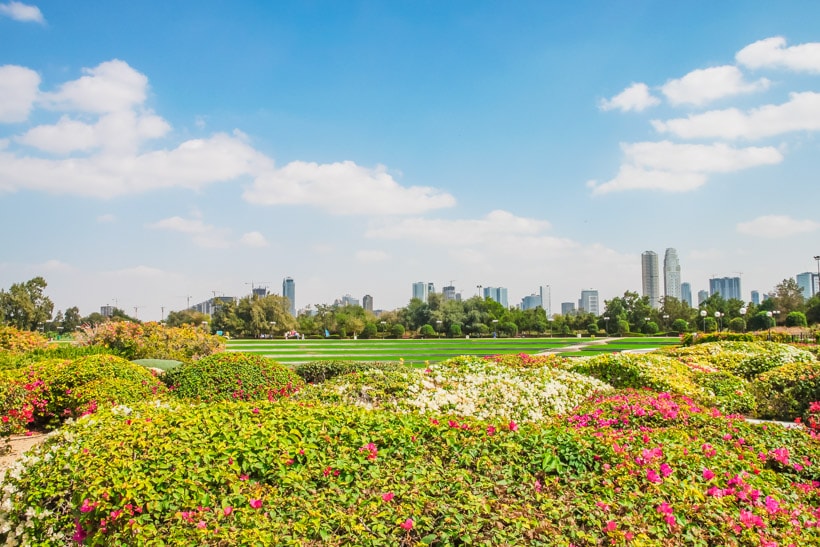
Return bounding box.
[536,337,616,355]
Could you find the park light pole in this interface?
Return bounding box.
[269,321,276,338]
[604,316,610,335]
[766,311,774,339]
[700,310,707,332]
[436,320,443,338]
[662,314,669,331]
[714,311,724,332]
[492,319,499,338]
[380,320,386,339]
[814,255,820,297]
[739,307,747,333]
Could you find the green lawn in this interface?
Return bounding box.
[226,336,680,365]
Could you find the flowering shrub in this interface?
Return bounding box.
[2,393,818,545]
[7,355,167,430]
[293,368,417,410]
[664,341,816,379]
[0,375,33,449]
[0,326,48,354]
[751,361,820,421]
[76,321,225,361]
[484,353,572,369]
[691,371,757,416]
[803,401,820,437]
[163,352,303,402]
[294,360,406,384]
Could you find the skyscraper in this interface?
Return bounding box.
[561,302,576,315]
[681,282,692,307]
[751,290,760,306]
[483,287,508,308]
[709,277,741,301]
[663,248,681,301]
[578,289,599,315]
[796,272,815,300]
[412,282,428,302]
[442,285,457,301]
[641,251,660,309]
[520,294,541,310]
[540,285,552,318]
[282,277,296,316]
[362,294,373,312]
[697,290,709,306]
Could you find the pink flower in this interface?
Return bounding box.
[252,408,259,414]
[660,463,673,478]
[73,519,87,543]
[400,518,414,530]
[197,521,207,529]
[223,506,233,516]
[702,468,715,481]
[239,474,249,481]
[382,492,395,502]
[486,425,496,436]
[656,502,673,515]
[739,509,764,529]
[764,496,780,515]
[646,469,662,484]
[508,420,518,432]
[604,520,617,532]
[664,514,676,528]
[534,479,542,493]
[249,499,262,509]
[80,499,96,513]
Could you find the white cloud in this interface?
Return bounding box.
[0,65,40,123]
[0,2,44,23]
[355,250,389,263]
[97,213,116,223]
[661,65,769,106]
[599,83,660,112]
[243,160,456,215]
[588,141,781,195]
[736,215,820,238]
[239,231,268,247]
[736,36,820,73]
[147,216,230,248]
[652,91,820,140]
[39,60,148,114]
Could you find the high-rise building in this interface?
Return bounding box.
[697,290,709,306]
[521,294,542,311]
[427,282,436,295]
[561,302,576,315]
[341,294,359,307]
[412,282,428,302]
[101,305,114,317]
[641,251,660,309]
[540,285,552,318]
[251,286,268,298]
[709,277,741,300]
[663,248,682,301]
[681,282,692,307]
[362,294,373,312]
[282,277,296,316]
[483,287,508,308]
[751,290,760,306]
[192,296,237,316]
[442,285,457,301]
[796,272,815,300]
[578,289,600,315]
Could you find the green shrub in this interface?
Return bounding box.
[294,360,405,384]
[77,321,225,361]
[663,341,816,379]
[390,324,405,338]
[163,352,303,402]
[751,361,820,421]
[691,371,756,415]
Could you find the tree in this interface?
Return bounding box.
[390,324,405,338]
[0,276,54,331]
[728,317,746,333]
[361,322,378,339]
[806,295,820,325]
[63,306,82,332]
[448,323,462,337]
[671,318,688,333]
[747,311,773,331]
[642,321,659,335]
[419,324,436,337]
[770,278,805,315]
[785,311,807,328]
[166,309,211,328]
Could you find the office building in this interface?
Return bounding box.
[578,289,600,315]
[751,290,760,306]
[412,282,429,302]
[663,248,682,301]
[796,272,816,300]
[521,294,542,311]
[561,302,576,315]
[251,286,268,298]
[709,277,741,301]
[697,290,709,306]
[192,296,237,316]
[341,294,359,307]
[483,286,509,308]
[681,282,692,307]
[642,251,660,309]
[282,277,296,316]
[442,285,457,301]
[100,305,114,318]
[427,282,436,295]
[540,285,552,318]
[362,294,373,312]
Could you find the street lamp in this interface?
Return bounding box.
[492,319,499,338]
[662,314,669,331]
[714,311,723,332]
[700,310,707,332]
[270,321,276,338]
[604,316,610,335]
[766,311,774,338]
[739,307,747,333]
[477,285,483,298]
[380,320,386,339]
[436,320,443,338]
[814,255,820,297]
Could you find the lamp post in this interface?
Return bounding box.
[492,319,499,338]
[604,316,610,335]
[270,321,276,338]
[436,320,443,339]
[766,311,773,339]
[477,285,483,298]
[380,320,386,339]
[714,311,723,332]
[700,310,707,332]
[662,314,669,331]
[739,307,747,333]
[814,255,820,297]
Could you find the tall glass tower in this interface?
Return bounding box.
[282,277,296,316]
[663,248,682,301]
[641,251,660,309]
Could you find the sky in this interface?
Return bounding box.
[2,1,820,322]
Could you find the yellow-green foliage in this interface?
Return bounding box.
[0,326,48,353]
[663,341,816,379]
[77,321,225,361]
[751,361,820,421]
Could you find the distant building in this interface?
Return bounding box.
[251,286,268,298]
[282,277,296,316]
[427,282,436,295]
[192,296,237,316]
[578,289,600,315]
[483,286,508,308]
[362,294,373,312]
[100,305,114,318]
[663,248,682,301]
[796,272,816,300]
[540,285,552,318]
[709,277,741,301]
[561,302,576,315]
[681,282,692,307]
[697,290,709,306]
[521,294,542,311]
[442,285,457,301]
[412,282,429,302]
[751,290,760,306]
[341,294,360,307]
[642,251,660,309]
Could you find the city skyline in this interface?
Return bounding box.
[2,3,820,321]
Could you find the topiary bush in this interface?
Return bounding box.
[294,360,405,384]
[751,361,820,421]
[163,352,303,402]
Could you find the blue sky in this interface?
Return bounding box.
[2,1,820,321]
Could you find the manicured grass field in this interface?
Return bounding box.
[226,336,680,365]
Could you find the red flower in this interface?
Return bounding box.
[249,499,263,509]
[400,518,414,530]
[604,520,617,532]
[382,492,395,502]
[508,420,518,432]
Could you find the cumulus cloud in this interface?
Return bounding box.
[661,65,769,106]
[736,215,820,238]
[652,91,820,140]
[0,65,40,123]
[239,231,268,247]
[599,83,660,112]
[39,60,148,113]
[588,141,782,195]
[0,1,44,23]
[147,216,230,248]
[355,250,390,263]
[736,36,820,73]
[243,160,456,215]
